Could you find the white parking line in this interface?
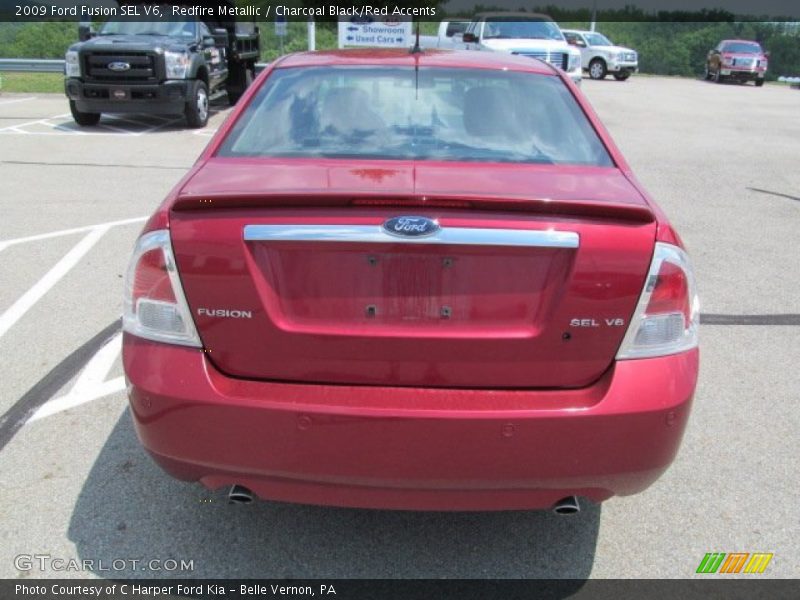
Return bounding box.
[28,333,125,422]
[0,112,185,136]
[0,96,35,106]
[0,226,109,340]
[0,216,146,249]
[0,113,71,133]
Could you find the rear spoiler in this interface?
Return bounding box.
[172,192,655,223]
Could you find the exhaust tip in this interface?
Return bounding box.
[552,495,580,515]
[228,484,254,505]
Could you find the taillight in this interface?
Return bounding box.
[123,230,201,347]
[616,242,699,359]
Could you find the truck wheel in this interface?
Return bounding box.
[589,59,607,80]
[185,80,209,128]
[613,72,631,81]
[69,100,101,126]
[227,68,253,105]
[755,79,765,87]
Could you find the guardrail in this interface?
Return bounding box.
[0,58,65,73]
[1,58,269,75]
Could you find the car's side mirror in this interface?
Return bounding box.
[202,35,216,48]
[462,32,478,44]
[764,51,770,58]
[78,23,94,42]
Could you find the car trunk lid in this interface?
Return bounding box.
[169,158,655,388]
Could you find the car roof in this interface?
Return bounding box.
[473,12,554,20]
[276,49,559,76]
[721,39,761,44]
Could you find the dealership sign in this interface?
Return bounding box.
[337,17,412,48]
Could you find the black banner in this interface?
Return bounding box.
[2,0,800,23]
[2,579,798,600]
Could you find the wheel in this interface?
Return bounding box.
[589,58,607,80]
[755,79,765,87]
[69,100,100,126]
[185,80,209,128]
[227,67,253,106]
[714,68,724,83]
[613,72,631,81]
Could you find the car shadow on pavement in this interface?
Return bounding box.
[68,409,601,580]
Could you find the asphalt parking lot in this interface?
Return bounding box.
[0,76,798,580]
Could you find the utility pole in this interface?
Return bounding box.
[590,0,597,32]
[308,18,315,51]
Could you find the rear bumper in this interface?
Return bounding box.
[123,335,698,511]
[65,78,188,114]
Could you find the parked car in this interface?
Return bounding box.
[562,29,638,81]
[123,48,699,513]
[459,13,583,85]
[64,6,259,128]
[419,20,471,49]
[705,39,768,86]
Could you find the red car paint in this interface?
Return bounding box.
[123,49,699,511]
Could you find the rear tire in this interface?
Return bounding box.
[69,100,100,126]
[589,58,607,80]
[185,80,209,128]
[613,72,631,81]
[755,79,765,87]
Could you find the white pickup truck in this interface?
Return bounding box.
[457,13,582,85]
[419,20,471,50]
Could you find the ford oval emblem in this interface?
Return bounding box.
[383,216,440,238]
[108,61,131,72]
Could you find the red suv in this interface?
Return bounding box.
[123,49,699,513]
[706,39,769,86]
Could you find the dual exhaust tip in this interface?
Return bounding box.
[228,484,254,505]
[229,485,581,515]
[552,495,581,515]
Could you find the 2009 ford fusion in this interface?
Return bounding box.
[123,48,699,513]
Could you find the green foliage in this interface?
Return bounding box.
[0,22,76,59]
[0,71,64,93]
[0,14,798,80]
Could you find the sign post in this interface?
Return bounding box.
[337,17,412,49]
[275,15,287,55]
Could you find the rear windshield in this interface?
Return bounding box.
[218,66,613,167]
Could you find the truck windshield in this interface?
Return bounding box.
[99,18,197,38]
[584,33,613,46]
[722,42,762,53]
[482,19,564,41]
[218,66,613,167]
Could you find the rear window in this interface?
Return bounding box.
[446,21,468,37]
[218,66,613,167]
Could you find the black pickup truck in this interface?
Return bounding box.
[64,5,259,128]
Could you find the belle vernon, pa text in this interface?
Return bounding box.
[15,583,337,597]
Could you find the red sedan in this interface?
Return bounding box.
[123,49,699,513]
